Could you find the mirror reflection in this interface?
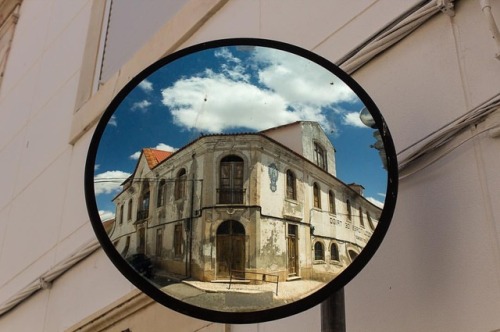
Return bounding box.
[93,45,387,312]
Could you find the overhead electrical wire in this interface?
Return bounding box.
[398,93,500,179]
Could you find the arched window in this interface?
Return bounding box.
[174,169,186,200]
[314,242,324,261]
[157,179,165,207]
[127,198,133,220]
[286,170,297,200]
[219,155,244,204]
[119,205,124,224]
[331,243,339,261]
[348,250,358,262]
[137,182,150,220]
[367,211,375,230]
[328,190,336,214]
[359,207,364,227]
[346,199,352,220]
[314,142,327,170]
[313,182,321,208]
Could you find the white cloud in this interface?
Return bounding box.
[138,79,153,92]
[366,197,384,208]
[160,47,358,134]
[129,143,178,160]
[253,47,357,106]
[99,210,115,221]
[342,112,366,128]
[108,115,117,126]
[131,99,152,112]
[94,170,131,195]
[129,151,141,160]
[155,143,177,152]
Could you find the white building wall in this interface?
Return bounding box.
[1,0,499,331]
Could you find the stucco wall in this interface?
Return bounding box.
[1,0,499,331]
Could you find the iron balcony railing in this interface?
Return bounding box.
[136,209,149,221]
[217,188,245,204]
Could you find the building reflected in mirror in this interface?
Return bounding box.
[103,120,382,311]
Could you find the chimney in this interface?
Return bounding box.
[348,183,364,196]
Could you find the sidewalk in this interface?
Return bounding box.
[161,278,326,311]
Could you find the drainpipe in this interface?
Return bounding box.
[480,0,500,59]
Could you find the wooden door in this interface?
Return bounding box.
[216,220,245,279]
[287,224,298,276]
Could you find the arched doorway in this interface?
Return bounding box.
[216,220,245,279]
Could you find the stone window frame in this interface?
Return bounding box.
[330,242,340,262]
[328,190,336,215]
[285,169,297,201]
[157,179,166,207]
[313,182,321,209]
[174,169,187,200]
[0,0,21,93]
[313,241,325,262]
[69,0,229,145]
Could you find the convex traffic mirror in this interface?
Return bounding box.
[85,38,398,323]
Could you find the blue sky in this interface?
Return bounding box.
[94,46,387,220]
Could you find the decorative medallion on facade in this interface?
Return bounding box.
[268,163,279,192]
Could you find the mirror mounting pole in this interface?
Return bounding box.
[320,288,346,332]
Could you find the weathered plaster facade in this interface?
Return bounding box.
[111,122,380,283]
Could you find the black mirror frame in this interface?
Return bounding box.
[84,38,398,324]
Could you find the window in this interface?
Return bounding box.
[328,190,336,214]
[98,0,188,85]
[127,198,133,220]
[359,207,364,227]
[367,211,375,230]
[174,224,183,257]
[313,182,321,208]
[331,243,339,261]
[314,142,327,170]
[219,155,244,204]
[346,199,352,220]
[157,179,165,207]
[314,242,324,261]
[0,0,21,92]
[138,190,150,220]
[286,170,297,200]
[119,205,124,224]
[156,228,163,257]
[174,169,186,200]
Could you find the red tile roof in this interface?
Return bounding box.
[143,148,173,169]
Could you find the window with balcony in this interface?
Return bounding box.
[218,155,244,204]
